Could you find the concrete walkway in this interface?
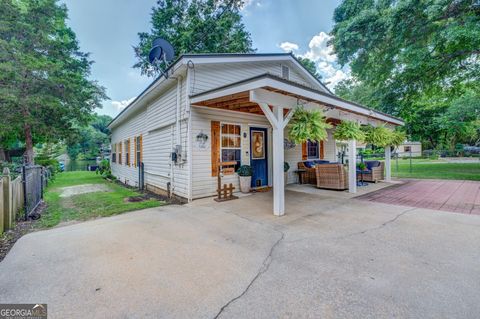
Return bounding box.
[1,190,479,318]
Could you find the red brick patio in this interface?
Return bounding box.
[356,179,480,215]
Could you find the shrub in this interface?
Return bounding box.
[96,159,113,179]
[236,165,253,176]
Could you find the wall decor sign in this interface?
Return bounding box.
[251,130,265,159]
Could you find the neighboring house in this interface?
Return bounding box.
[397,141,422,157]
[108,53,403,216]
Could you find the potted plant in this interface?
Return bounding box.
[237,165,253,193]
[357,162,367,171]
[284,162,290,186]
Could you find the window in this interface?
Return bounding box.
[404,146,411,152]
[281,65,290,79]
[111,143,116,163]
[125,139,130,166]
[135,136,142,167]
[118,142,122,165]
[307,140,319,159]
[221,123,241,170]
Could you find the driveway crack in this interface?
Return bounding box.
[213,230,285,319]
[337,207,417,239]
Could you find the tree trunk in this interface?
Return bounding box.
[24,123,34,164]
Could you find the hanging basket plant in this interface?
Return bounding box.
[362,125,392,147]
[389,130,407,147]
[287,107,332,144]
[333,120,365,142]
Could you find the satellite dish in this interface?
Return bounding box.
[148,38,175,64]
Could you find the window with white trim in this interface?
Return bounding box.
[220,123,241,171]
[111,143,116,163]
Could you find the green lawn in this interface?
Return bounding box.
[391,159,480,181]
[41,171,163,228]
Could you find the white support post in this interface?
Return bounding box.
[385,146,392,182]
[272,105,285,216]
[348,139,357,194]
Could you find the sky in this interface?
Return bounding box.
[63,0,345,118]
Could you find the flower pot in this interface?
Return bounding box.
[239,176,252,193]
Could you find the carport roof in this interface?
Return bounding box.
[190,73,404,126]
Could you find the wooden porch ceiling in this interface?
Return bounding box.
[192,87,324,116]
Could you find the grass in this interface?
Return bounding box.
[391,158,480,181]
[41,171,163,228]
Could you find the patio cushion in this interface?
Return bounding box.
[313,160,329,165]
[303,161,315,168]
[365,160,381,170]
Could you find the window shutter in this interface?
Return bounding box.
[320,141,325,159]
[211,121,220,176]
[301,142,307,160]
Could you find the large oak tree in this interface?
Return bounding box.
[0,0,106,164]
[331,0,480,148]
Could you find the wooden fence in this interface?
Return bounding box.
[0,168,25,234]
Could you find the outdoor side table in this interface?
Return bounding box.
[295,169,307,184]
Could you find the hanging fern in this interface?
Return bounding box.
[362,124,393,147]
[389,130,407,147]
[333,120,365,141]
[287,107,332,144]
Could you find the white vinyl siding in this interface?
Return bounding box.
[189,61,314,95]
[111,109,146,186]
[191,107,270,199]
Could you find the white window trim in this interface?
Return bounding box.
[220,122,242,165]
[307,140,320,159]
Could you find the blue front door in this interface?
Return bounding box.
[250,127,268,187]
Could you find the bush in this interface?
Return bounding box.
[237,165,253,177]
[96,159,113,179]
[35,157,61,174]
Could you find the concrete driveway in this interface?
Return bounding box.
[1,189,479,318]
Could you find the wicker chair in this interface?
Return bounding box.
[357,161,384,183]
[315,163,349,190]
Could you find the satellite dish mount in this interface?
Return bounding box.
[148,38,175,78]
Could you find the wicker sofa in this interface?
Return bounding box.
[358,160,384,183]
[297,160,330,184]
[315,163,349,190]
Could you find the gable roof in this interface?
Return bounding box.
[108,53,394,128]
[189,73,404,126]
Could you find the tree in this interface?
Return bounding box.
[66,114,112,160]
[0,0,107,164]
[296,56,322,81]
[134,0,254,76]
[331,0,480,148]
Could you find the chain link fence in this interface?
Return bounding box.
[22,165,53,220]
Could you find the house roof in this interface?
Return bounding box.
[190,73,404,126]
[108,53,402,128]
[108,53,331,128]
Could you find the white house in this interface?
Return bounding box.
[108,53,403,216]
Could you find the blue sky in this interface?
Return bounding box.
[63,0,344,118]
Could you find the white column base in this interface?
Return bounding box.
[348,139,357,194]
[385,146,392,182]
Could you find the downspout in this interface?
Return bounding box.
[186,65,193,202]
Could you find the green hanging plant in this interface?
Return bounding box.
[389,130,407,147]
[333,120,365,141]
[362,124,393,147]
[287,107,332,144]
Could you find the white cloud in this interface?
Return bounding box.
[111,97,136,111]
[278,41,299,52]
[283,31,350,90]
